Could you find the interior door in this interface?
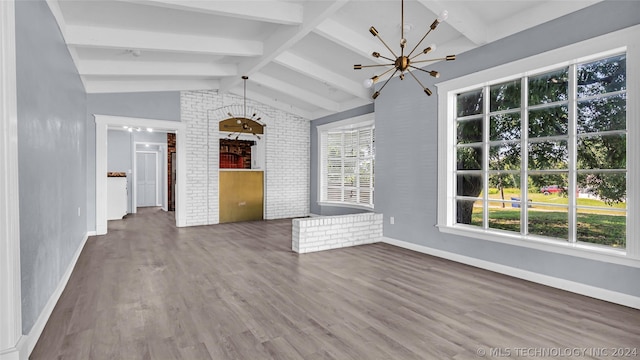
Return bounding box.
[137,152,157,207]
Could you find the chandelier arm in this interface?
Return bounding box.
[409,49,438,61]
[401,0,405,58]
[407,28,434,58]
[411,56,452,64]
[375,66,397,80]
[377,69,399,94]
[376,54,396,62]
[408,65,436,74]
[406,68,432,95]
[373,33,399,59]
[355,63,396,69]
[406,68,426,88]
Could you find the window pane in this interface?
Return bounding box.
[359,189,373,205]
[577,172,626,204]
[359,174,371,187]
[577,54,626,98]
[327,133,342,156]
[359,160,373,175]
[457,146,482,170]
[489,143,521,170]
[457,89,483,117]
[327,159,342,173]
[488,174,521,200]
[327,173,341,186]
[457,199,482,226]
[457,118,483,144]
[344,189,357,203]
[490,113,520,141]
[577,134,626,170]
[490,80,521,112]
[528,205,568,240]
[344,132,357,157]
[327,187,342,201]
[577,209,625,249]
[489,203,521,233]
[577,93,626,133]
[343,160,356,186]
[528,140,568,170]
[528,105,568,138]
[529,174,568,204]
[529,68,568,105]
[456,174,483,197]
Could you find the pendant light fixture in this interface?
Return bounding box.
[354,0,456,99]
[225,76,266,140]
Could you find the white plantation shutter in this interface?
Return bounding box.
[321,124,375,207]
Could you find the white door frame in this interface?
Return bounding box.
[95,115,186,234]
[0,0,25,358]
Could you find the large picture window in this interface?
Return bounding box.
[456,54,626,248]
[437,25,639,261]
[318,115,375,208]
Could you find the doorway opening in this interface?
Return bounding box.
[95,115,186,235]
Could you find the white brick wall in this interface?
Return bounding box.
[180,91,310,226]
[292,213,383,253]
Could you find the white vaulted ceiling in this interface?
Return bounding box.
[47,0,602,119]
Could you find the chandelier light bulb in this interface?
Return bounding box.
[438,10,449,22]
[363,78,374,88]
[236,119,242,124]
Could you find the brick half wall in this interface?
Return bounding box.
[292,213,383,253]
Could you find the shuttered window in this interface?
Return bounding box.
[320,125,375,208]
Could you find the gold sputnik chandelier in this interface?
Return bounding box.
[226,76,266,140]
[354,0,456,99]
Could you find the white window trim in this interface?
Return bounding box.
[317,113,375,210]
[436,24,640,267]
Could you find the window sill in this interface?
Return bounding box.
[436,224,640,268]
[318,201,374,212]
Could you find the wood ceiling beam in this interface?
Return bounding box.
[416,0,488,46]
[219,0,349,93]
[83,78,220,93]
[274,51,371,101]
[250,73,341,112]
[229,88,312,120]
[66,25,263,57]
[116,0,303,25]
[78,60,237,77]
[313,18,388,65]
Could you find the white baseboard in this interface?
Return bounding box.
[24,232,90,355]
[0,335,27,360]
[381,236,640,310]
[86,230,97,237]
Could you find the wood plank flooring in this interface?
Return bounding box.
[32,208,640,359]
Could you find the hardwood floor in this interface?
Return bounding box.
[32,208,640,359]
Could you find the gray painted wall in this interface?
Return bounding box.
[86,92,180,230]
[16,0,87,334]
[310,104,375,216]
[371,1,640,297]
